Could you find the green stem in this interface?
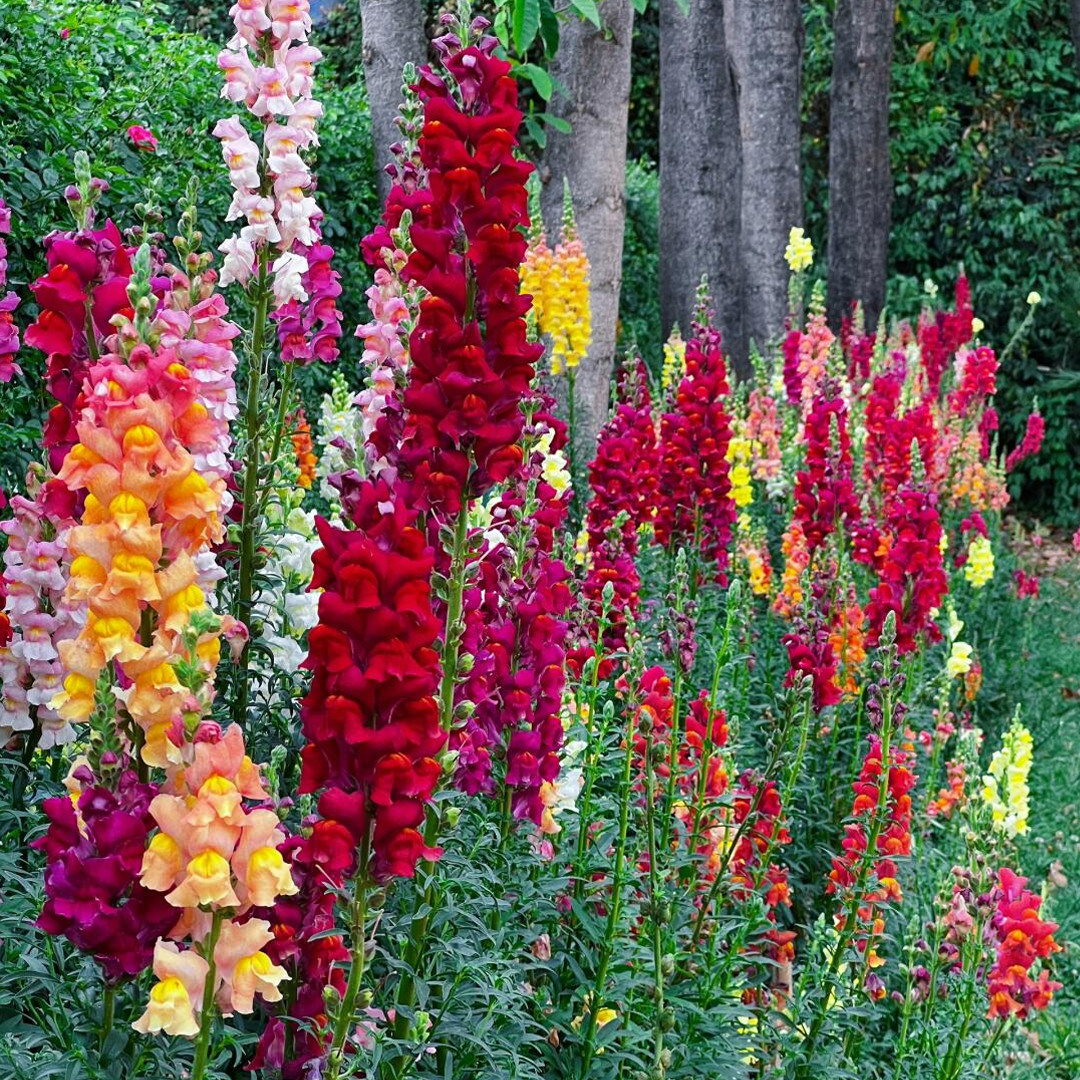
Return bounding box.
[190,909,225,1080]
[327,831,372,1080]
[99,983,116,1051]
[233,246,272,726]
[385,495,471,1074]
[257,356,296,519]
[643,719,667,1072]
[578,697,637,1079]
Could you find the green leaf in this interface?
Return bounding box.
[538,111,571,133]
[539,1,560,54]
[513,0,541,53]
[524,115,547,148]
[517,62,553,100]
[631,0,649,13]
[570,0,602,26]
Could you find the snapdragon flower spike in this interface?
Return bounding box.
[215,0,328,308]
[1005,408,1045,473]
[135,724,296,1036]
[654,320,735,581]
[792,387,860,552]
[986,868,1062,1018]
[50,247,234,762]
[299,479,445,879]
[917,274,974,398]
[32,763,177,982]
[272,225,343,363]
[581,359,657,648]
[865,486,948,653]
[454,406,573,826]
[366,29,543,515]
[948,344,998,416]
[25,219,134,472]
[0,198,22,383]
[0,481,81,747]
[827,733,916,976]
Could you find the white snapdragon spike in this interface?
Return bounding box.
[316,370,363,503]
[214,0,324,303]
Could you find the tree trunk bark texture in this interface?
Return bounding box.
[541,0,635,460]
[659,0,743,361]
[359,0,427,207]
[826,0,895,330]
[722,0,804,369]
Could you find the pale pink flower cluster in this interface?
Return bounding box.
[0,485,81,748]
[214,0,324,307]
[746,388,782,485]
[354,254,411,477]
[797,309,836,418]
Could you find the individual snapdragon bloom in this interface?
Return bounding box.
[727,434,754,508]
[963,534,995,588]
[982,715,1032,838]
[971,316,985,335]
[946,640,973,679]
[784,226,813,273]
[1026,290,1041,307]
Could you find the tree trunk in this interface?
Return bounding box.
[359,0,427,206]
[826,0,895,330]
[541,0,635,459]
[1070,0,1080,79]
[659,0,742,360]
[722,0,804,368]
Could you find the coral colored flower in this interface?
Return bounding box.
[986,868,1061,1019]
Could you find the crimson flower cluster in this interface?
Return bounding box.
[25,219,133,474]
[583,360,657,647]
[299,480,444,879]
[865,486,948,653]
[949,345,998,416]
[366,32,541,515]
[783,617,841,714]
[839,316,875,385]
[917,275,973,397]
[32,765,176,983]
[654,323,735,579]
[986,868,1062,1018]
[781,327,802,405]
[1005,409,1045,473]
[0,199,20,383]
[792,388,859,551]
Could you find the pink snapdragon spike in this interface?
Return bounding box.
[0,197,22,383]
[126,124,159,152]
[214,0,341,364]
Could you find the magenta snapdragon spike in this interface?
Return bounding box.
[453,403,573,827]
[32,765,177,983]
[0,198,22,384]
[1005,409,1044,473]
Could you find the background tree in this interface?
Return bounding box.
[542,0,635,455]
[659,0,742,356]
[358,0,427,204]
[722,0,804,371]
[826,0,895,330]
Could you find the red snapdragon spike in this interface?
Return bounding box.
[792,387,860,552]
[948,344,998,416]
[917,274,974,398]
[1005,410,1045,473]
[866,486,948,654]
[655,323,735,581]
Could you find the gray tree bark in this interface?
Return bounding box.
[541,0,635,458]
[826,0,895,330]
[1070,0,1080,79]
[359,0,427,206]
[659,0,743,361]
[722,0,804,368]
